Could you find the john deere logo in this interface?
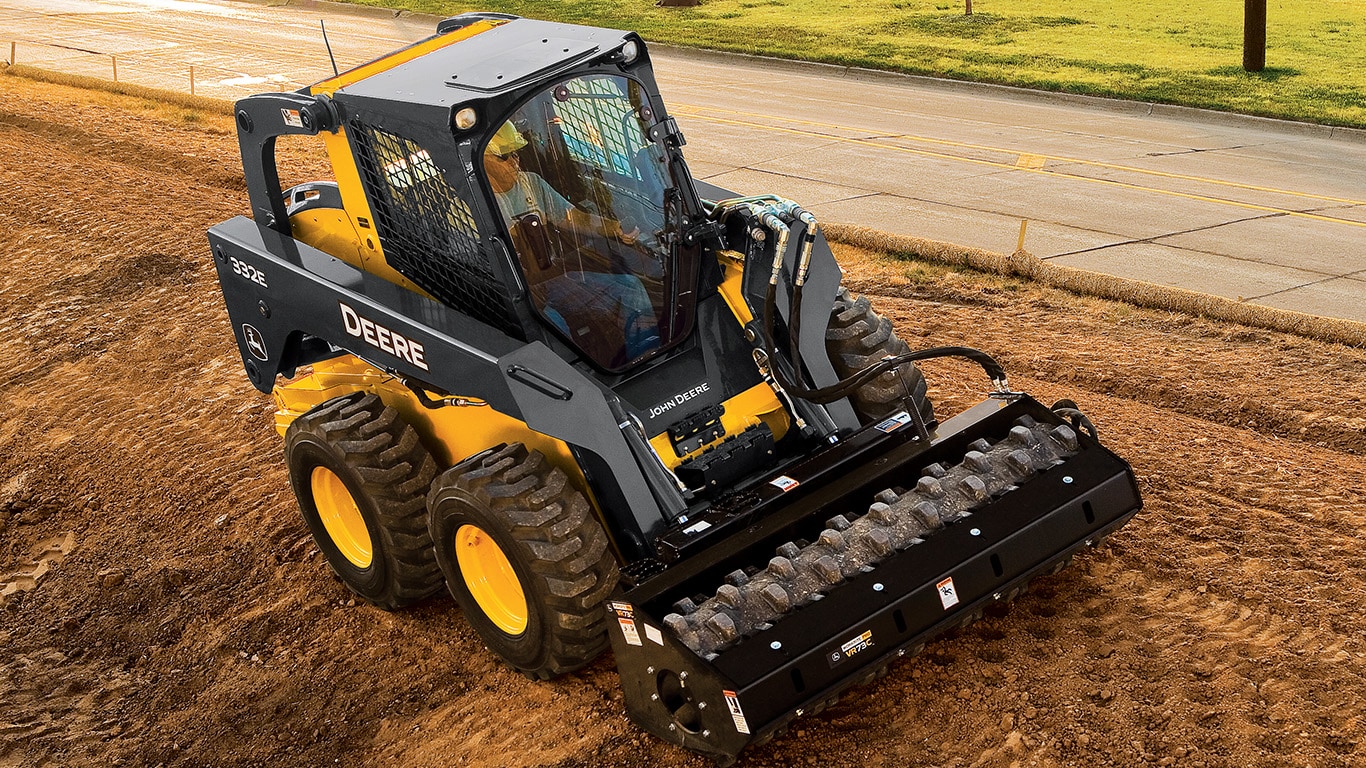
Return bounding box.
[242,324,269,361]
[827,629,874,668]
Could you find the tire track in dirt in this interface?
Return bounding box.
[0,531,75,606]
[0,110,245,191]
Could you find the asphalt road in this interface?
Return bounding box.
[5,0,1363,322]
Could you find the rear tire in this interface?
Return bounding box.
[825,286,935,426]
[284,391,443,609]
[428,443,618,679]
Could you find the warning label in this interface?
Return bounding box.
[875,411,913,433]
[723,690,751,734]
[608,601,642,646]
[937,577,960,610]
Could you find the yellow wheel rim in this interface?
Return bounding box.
[310,466,372,569]
[455,524,528,635]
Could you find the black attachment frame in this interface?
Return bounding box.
[606,396,1142,763]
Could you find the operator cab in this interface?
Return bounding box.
[237,15,732,401]
[480,73,700,372]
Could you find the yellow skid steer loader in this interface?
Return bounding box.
[208,14,1141,762]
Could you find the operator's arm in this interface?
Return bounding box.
[528,174,636,243]
[567,207,637,243]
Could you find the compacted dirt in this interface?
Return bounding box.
[2,72,1364,768]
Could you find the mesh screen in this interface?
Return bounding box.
[556,78,639,179]
[350,120,520,336]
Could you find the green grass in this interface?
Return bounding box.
[339,0,1366,128]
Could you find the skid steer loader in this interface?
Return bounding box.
[208,14,1141,762]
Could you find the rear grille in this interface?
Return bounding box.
[350,120,520,336]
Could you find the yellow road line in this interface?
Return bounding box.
[676,109,1366,230]
[674,103,1366,209]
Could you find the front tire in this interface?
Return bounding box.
[428,443,618,679]
[825,286,935,426]
[284,392,443,609]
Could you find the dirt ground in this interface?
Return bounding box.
[2,71,1364,768]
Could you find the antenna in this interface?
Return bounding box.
[321,20,339,77]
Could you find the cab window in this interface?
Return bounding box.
[481,74,688,372]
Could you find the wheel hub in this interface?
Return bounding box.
[455,524,528,635]
[310,466,372,568]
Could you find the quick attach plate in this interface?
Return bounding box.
[675,423,775,495]
[668,404,726,456]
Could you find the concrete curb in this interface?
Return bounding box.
[646,44,1366,144]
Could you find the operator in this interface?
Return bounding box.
[483,121,660,363]
[484,121,641,243]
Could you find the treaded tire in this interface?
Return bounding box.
[825,286,935,426]
[428,443,618,679]
[284,391,443,610]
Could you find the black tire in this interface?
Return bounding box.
[284,391,443,610]
[427,443,618,679]
[825,286,935,426]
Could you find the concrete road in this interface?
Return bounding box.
[5,0,1363,322]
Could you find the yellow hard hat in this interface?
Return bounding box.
[487,121,528,157]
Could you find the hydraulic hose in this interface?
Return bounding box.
[401,376,488,409]
[712,196,1011,409]
[783,205,818,385]
[762,280,1010,404]
[1050,398,1099,439]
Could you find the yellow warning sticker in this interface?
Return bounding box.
[723,690,750,734]
[609,601,642,646]
[937,577,960,609]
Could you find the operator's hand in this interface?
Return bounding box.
[619,226,640,246]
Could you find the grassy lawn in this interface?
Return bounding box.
[340,0,1366,127]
